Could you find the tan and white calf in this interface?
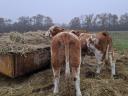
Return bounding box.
[78,31,116,78]
[45,26,82,96]
[72,31,116,77]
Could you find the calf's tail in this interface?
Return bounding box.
[65,44,70,78]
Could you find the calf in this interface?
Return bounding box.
[78,31,115,78]
[45,25,64,37]
[45,26,82,96]
[79,32,115,77]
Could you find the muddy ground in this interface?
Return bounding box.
[0,53,128,96]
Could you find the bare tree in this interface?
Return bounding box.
[96,13,109,31]
[84,14,94,31]
[43,16,54,30]
[69,17,81,29]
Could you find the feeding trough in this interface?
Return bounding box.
[0,47,50,78]
[0,31,51,78]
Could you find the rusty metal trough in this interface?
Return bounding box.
[0,47,50,78]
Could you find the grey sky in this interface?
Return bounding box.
[0,0,128,23]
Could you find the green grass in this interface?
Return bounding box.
[109,31,128,53]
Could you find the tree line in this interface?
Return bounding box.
[0,13,128,32]
[0,14,53,32]
[68,13,128,31]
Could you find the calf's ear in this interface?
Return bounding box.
[62,28,64,31]
[89,37,97,44]
[71,30,80,36]
[45,30,50,37]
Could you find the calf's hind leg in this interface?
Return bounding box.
[52,67,61,94]
[72,67,82,96]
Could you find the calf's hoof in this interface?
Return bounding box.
[76,92,82,96]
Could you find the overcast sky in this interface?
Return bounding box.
[0,0,128,23]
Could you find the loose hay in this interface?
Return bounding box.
[59,76,75,96]
[0,53,127,96]
[0,31,50,54]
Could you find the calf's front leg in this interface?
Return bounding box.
[95,50,103,74]
[109,52,116,78]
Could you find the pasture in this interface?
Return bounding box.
[109,31,128,53]
[0,31,127,96]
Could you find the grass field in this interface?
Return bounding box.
[109,31,128,53]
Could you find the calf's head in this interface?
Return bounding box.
[86,34,99,51]
[45,26,64,37]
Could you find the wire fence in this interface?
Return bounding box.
[108,31,128,53]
